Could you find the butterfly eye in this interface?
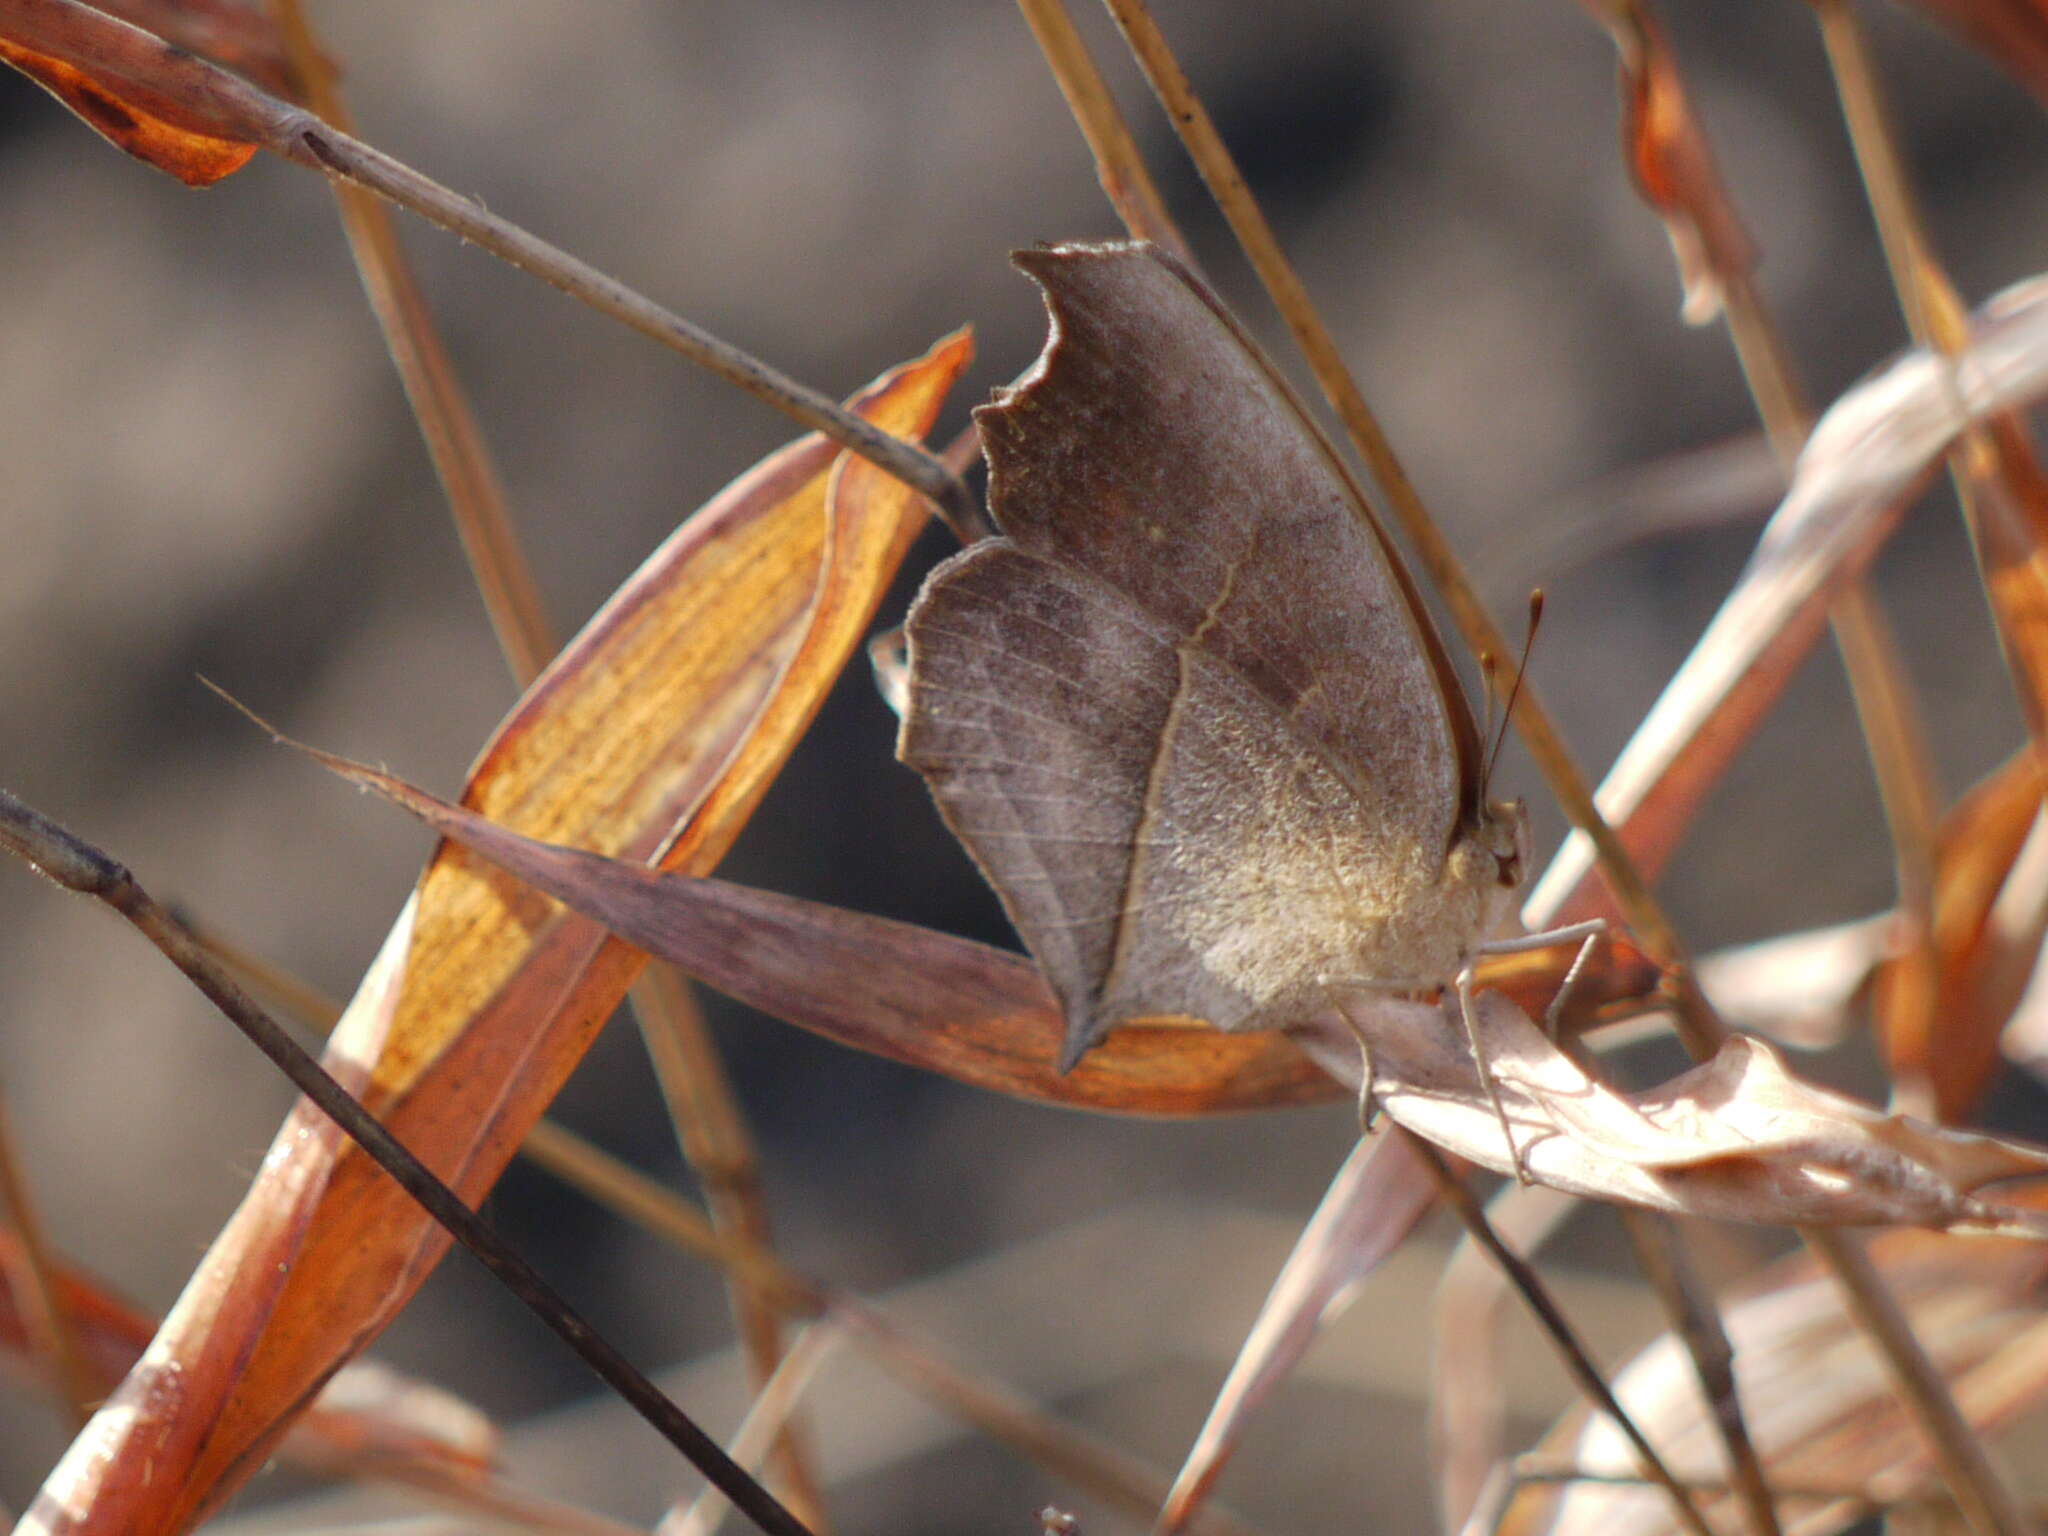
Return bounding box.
[1494,849,1521,888]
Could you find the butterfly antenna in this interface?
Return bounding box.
[1482,590,1545,794]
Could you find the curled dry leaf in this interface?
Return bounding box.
[1290,991,2048,1235]
[1578,0,1755,324]
[26,335,970,1535]
[1534,274,2048,928]
[1875,751,2048,1122]
[0,0,265,183]
[1511,1193,2048,1536]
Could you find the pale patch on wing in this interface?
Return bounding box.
[903,546,1469,1057]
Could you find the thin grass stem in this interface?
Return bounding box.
[264,0,556,684]
[1014,0,1189,260]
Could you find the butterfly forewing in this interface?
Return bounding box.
[901,242,1492,1066]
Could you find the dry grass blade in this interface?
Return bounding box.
[282,738,2048,1233]
[1817,0,2048,765]
[1405,1134,1717,1536]
[0,1222,511,1489]
[630,965,823,1530]
[1293,993,2048,1233]
[1154,1133,1438,1534]
[1875,753,2048,1123]
[182,927,1252,1535]
[1015,0,1187,260]
[1575,0,1755,327]
[513,1124,1270,1535]
[1514,1203,2048,1536]
[1894,0,2048,103]
[259,741,1340,1116]
[262,0,553,684]
[1435,1180,1583,1530]
[91,0,304,94]
[660,1324,840,1536]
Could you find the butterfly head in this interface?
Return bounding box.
[1450,796,1532,946]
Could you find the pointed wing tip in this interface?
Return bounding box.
[1009,239,1187,289]
[1056,1011,1112,1075]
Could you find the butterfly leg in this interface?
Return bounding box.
[1541,920,1607,1037]
[1476,920,1608,1038]
[1330,997,1382,1134]
[1454,963,1528,1183]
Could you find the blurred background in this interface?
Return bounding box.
[1,1,2045,1529]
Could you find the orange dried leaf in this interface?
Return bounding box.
[1968,414,2048,751]
[1583,0,1756,324]
[0,0,288,184]
[276,747,1342,1116]
[1157,1134,1438,1536]
[0,31,255,183]
[1473,930,1662,1028]
[0,1229,498,1481]
[30,334,970,1534]
[1876,750,2048,1121]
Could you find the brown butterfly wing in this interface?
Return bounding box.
[900,243,1483,1066]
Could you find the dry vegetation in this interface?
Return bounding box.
[3,3,2048,1534]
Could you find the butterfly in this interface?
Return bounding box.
[898,241,1591,1159]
